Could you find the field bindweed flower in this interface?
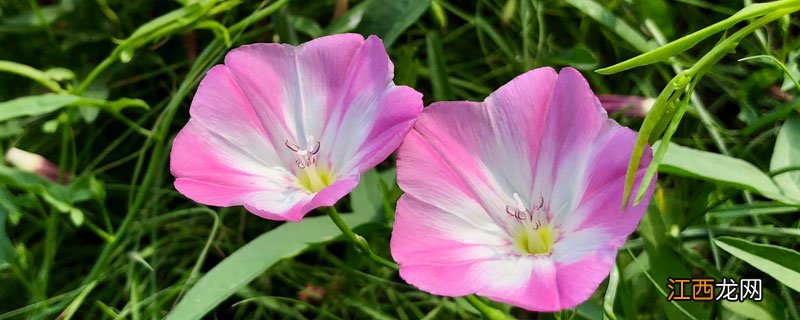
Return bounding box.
[170,34,422,221]
[390,68,654,311]
[597,94,655,117]
[5,147,64,182]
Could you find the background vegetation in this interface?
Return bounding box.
[1,0,799,319]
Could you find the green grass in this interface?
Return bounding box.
[1,0,800,319]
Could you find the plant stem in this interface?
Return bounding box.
[464,296,514,320]
[324,206,397,270]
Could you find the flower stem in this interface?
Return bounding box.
[324,206,398,270]
[464,295,514,320]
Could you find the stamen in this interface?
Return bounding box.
[506,192,532,221]
[285,135,321,168]
[285,140,301,152]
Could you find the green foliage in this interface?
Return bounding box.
[657,141,799,204]
[1,0,800,319]
[715,237,800,292]
[355,0,431,48]
[771,114,800,201]
[168,170,392,319]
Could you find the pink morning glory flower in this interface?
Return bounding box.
[597,94,655,117]
[170,34,422,221]
[390,67,654,311]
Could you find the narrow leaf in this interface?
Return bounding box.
[561,0,655,53]
[597,0,800,74]
[356,0,431,48]
[167,172,384,320]
[426,31,453,101]
[0,94,80,122]
[656,142,798,205]
[0,60,65,92]
[770,114,800,202]
[715,237,800,293]
[0,188,15,267]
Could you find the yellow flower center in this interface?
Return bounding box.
[513,225,556,255]
[297,165,334,193]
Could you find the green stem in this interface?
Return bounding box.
[74,54,117,95]
[464,296,514,320]
[324,206,397,270]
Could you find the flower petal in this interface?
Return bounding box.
[534,67,608,215]
[187,65,288,168]
[243,177,359,222]
[223,33,365,153]
[171,121,306,220]
[399,255,571,311]
[551,127,653,237]
[407,65,557,216]
[391,195,510,266]
[320,35,422,174]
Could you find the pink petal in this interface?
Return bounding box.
[223,33,364,149]
[323,35,422,172]
[404,67,558,213]
[533,68,607,213]
[391,195,510,266]
[171,121,303,217]
[188,65,289,168]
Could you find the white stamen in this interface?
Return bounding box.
[285,135,321,168]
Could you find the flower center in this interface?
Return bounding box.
[286,136,333,193]
[513,225,556,255]
[297,165,334,193]
[506,193,556,255]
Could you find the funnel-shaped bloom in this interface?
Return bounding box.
[170,34,422,221]
[390,68,653,311]
[5,147,64,182]
[597,94,654,117]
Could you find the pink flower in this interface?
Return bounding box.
[5,147,64,183]
[170,34,423,221]
[390,68,653,311]
[597,94,655,117]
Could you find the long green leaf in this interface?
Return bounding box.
[0,188,15,267]
[167,171,385,320]
[0,94,148,123]
[426,31,453,101]
[166,211,374,320]
[656,141,799,205]
[722,289,786,320]
[356,0,431,48]
[0,60,65,93]
[0,94,79,122]
[770,114,800,202]
[597,0,800,74]
[715,237,800,293]
[561,0,655,53]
